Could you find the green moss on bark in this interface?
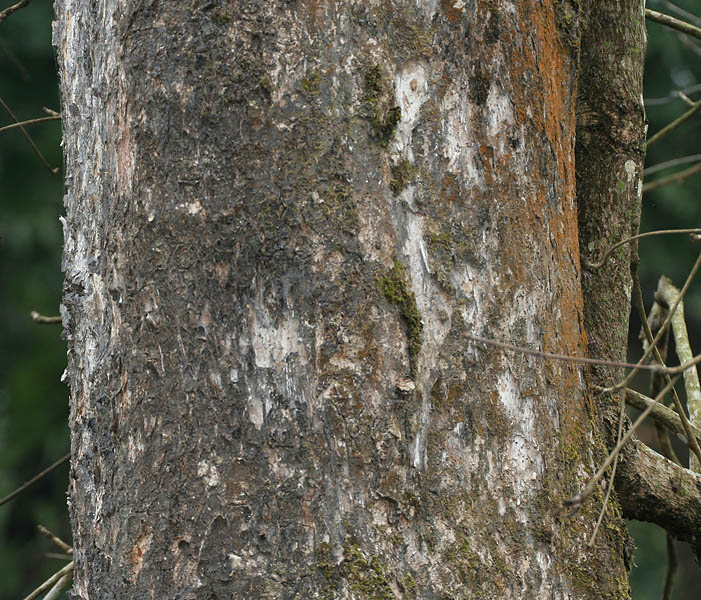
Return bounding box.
[363,64,401,146]
[377,261,423,377]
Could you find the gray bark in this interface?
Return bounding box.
[55,0,640,598]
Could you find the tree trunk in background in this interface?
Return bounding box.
[55,1,641,598]
[574,1,649,520]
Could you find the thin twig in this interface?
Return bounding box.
[21,561,73,600]
[0,0,29,24]
[635,274,679,463]
[646,98,701,149]
[466,329,701,377]
[602,251,701,393]
[588,393,625,546]
[30,311,62,325]
[642,161,701,192]
[663,532,678,600]
[43,572,73,600]
[646,8,701,40]
[565,375,682,507]
[644,153,701,176]
[677,90,699,106]
[624,389,701,448]
[0,453,70,507]
[38,525,72,554]
[0,95,58,174]
[664,1,701,26]
[466,333,663,372]
[656,277,701,470]
[644,83,701,106]
[633,274,701,465]
[584,228,701,270]
[0,114,61,134]
[44,553,73,560]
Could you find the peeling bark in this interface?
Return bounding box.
[56,0,637,597]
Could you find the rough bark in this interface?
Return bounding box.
[56,0,633,598]
[616,439,701,558]
[577,1,646,384]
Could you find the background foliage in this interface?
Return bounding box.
[628,1,701,598]
[0,0,699,598]
[0,1,68,597]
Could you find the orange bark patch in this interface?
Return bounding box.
[442,0,464,23]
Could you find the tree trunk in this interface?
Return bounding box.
[55,1,642,597]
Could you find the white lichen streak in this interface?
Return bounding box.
[440,86,483,188]
[486,82,515,148]
[391,63,454,469]
[248,306,300,369]
[496,370,542,504]
[242,281,305,430]
[392,62,429,162]
[624,159,643,197]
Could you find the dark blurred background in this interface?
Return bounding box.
[626,2,701,599]
[1,0,69,598]
[1,1,700,598]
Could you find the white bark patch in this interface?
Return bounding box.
[401,209,453,471]
[248,393,264,430]
[486,82,514,140]
[127,432,145,462]
[197,460,220,487]
[441,89,482,188]
[417,0,440,20]
[177,200,206,217]
[392,62,429,161]
[496,370,542,503]
[249,307,300,368]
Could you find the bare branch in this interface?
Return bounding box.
[38,525,73,554]
[664,1,701,26]
[565,375,682,507]
[602,251,701,393]
[634,276,701,466]
[615,438,701,563]
[0,95,58,174]
[466,332,663,372]
[0,114,61,134]
[30,311,62,325]
[646,8,701,41]
[585,228,701,270]
[643,161,701,193]
[644,83,701,106]
[20,561,73,600]
[43,572,73,600]
[646,98,701,149]
[0,453,70,507]
[625,388,701,450]
[645,154,701,176]
[663,532,677,600]
[656,277,701,471]
[0,0,29,25]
